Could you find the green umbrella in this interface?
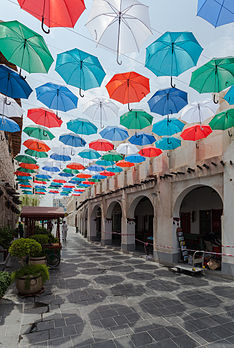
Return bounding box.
[63,168,80,175]
[16,167,36,174]
[23,125,55,140]
[14,154,37,164]
[209,109,234,131]
[0,20,53,74]
[88,178,100,182]
[120,110,153,129]
[25,149,48,158]
[190,57,234,103]
[102,151,123,162]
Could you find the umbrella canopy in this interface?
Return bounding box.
[59,133,86,148]
[125,154,146,163]
[180,100,217,123]
[84,98,118,128]
[0,93,23,118]
[27,108,63,128]
[139,146,163,158]
[120,110,153,129]
[156,136,181,150]
[23,139,50,152]
[106,72,150,110]
[56,48,106,96]
[100,170,115,177]
[116,143,138,155]
[0,116,20,132]
[86,165,105,172]
[148,88,188,115]
[36,174,51,179]
[129,132,156,146]
[67,118,97,135]
[63,168,79,175]
[89,139,114,152]
[180,125,212,141]
[15,154,37,164]
[77,173,92,179]
[23,125,55,140]
[100,126,129,141]
[116,160,134,168]
[15,171,31,176]
[19,163,39,170]
[78,149,101,159]
[86,0,151,64]
[0,65,32,99]
[50,153,71,162]
[102,151,123,162]
[53,179,66,184]
[209,109,234,130]
[25,149,48,158]
[17,167,36,173]
[93,174,106,180]
[0,20,53,74]
[96,159,115,166]
[36,83,78,112]
[42,165,60,172]
[197,0,234,27]
[152,118,185,136]
[145,31,203,87]
[17,0,85,32]
[224,86,234,105]
[106,166,123,173]
[67,163,85,170]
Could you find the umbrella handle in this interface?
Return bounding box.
[170,76,175,88]
[19,69,26,80]
[213,94,219,104]
[128,103,132,112]
[228,130,232,137]
[71,149,75,156]
[117,54,122,65]
[41,17,50,34]
[5,98,11,106]
[79,88,84,98]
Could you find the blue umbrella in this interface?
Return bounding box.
[92,174,106,180]
[125,154,146,163]
[96,159,115,166]
[79,149,101,160]
[62,187,73,191]
[148,88,188,115]
[145,32,203,87]
[59,133,86,148]
[35,185,47,189]
[87,165,104,172]
[67,118,97,135]
[59,172,73,177]
[155,136,181,150]
[152,118,185,136]
[0,116,20,132]
[197,0,234,27]
[36,83,78,112]
[35,174,51,180]
[0,65,32,99]
[42,165,60,172]
[50,183,63,187]
[50,153,71,162]
[224,86,234,104]
[56,48,106,97]
[129,132,156,146]
[78,183,90,188]
[100,126,129,141]
[106,166,123,173]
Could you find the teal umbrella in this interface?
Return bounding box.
[67,118,97,135]
[78,149,101,159]
[152,118,185,136]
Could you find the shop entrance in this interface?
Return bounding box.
[111,202,122,246]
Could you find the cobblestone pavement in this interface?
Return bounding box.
[2,231,234,348]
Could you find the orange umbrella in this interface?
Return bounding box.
[180,125,212,141]
[19,163,39,170]
[23,139,50,152]
[83,181,95,185]
[139,146,163,158]
[72,194,81,196]
[106,71,150,111]
[34,180,47,184]
[15,171,31,176]
[67,163,85,170]
[116,160,135,168]
[89,139,114,152]
[100,170,115,177]
[76,173,92,179]
[53,179,66,183]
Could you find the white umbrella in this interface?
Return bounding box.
[180,100,218,123]
[51,146,76,157]
[116,143,138,155]
[0,93,23,117]
[86,0,152,64]
[84,98,119,128]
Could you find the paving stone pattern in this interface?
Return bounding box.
[2,232,234,347]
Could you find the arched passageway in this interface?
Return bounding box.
[90,205,102,241]
[111,202,122,246]
[84,210,88,238]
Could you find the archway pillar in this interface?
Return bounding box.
[87,205,98,241]
[102,219,112,246]
[121,191,135,252]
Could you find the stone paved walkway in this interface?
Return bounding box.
[2,231,234,347]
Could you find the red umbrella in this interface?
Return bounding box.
[17,0,86,33]
[15,171,31,176]
[49,190,59,193]
[89,139,114,152]
[106,71,150,110]
[74,189,85,192]
[180,125,212,141]
[36,192,46,195]
[100,170,115,177]
[34,180,47,184]
[53,179,66,183]
[139,146,163,158]
[23,139,50,152]
[19,163,39,170]
[64,185,75,188]
[72,194,81,196]
[116,160,134,168]
[67,163,85,170]
[82,181,95,185]
[20,185,32,188]
[76,173,92,179]
[27,108,62,128]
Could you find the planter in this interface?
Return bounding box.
[15,274,43,295]
[29,256,47,265]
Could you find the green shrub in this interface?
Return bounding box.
[9,238,42,259]
[0,271,11,298]
[31,234,49,246]
[0,227,14,249]
[11,264,49,290]
[34,226,49,235]
[48,234,59,244]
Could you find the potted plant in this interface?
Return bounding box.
[0,271,11,299]
[29,234,49,265]
[8,238,42,265]
[11,264,49,295]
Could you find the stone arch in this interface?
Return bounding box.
[90,204,102,241]
[106,201,122,246]
[128,193,154,219]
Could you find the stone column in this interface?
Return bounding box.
[121,190,135,252]
[102,219,112,246]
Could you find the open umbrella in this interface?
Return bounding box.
[15,154,37,164]
[42,164,60,172]
[116,160,134,168]
[152,118,185,136]
[0,65,32,99]
[63,168,79,175]
[145,31,203,87]
[120,110,153,129]
[180,100,217,123]
[36,174,51,180]
[93,174,106,180]
[19,163,39,170]
[0,116,20,132]
[17,167,36,174]
[56,48,106,97]
[0,21,53,75]
[89,139,114,152]
[96,159,115,166]
[86,165,105,172]
[77,173,92,179]
[116,143,138,155]
[84,98,118,128]
[27,108,62,128]
[190,57,234,103]
[50,153,71,162]
[100,170,115,177]
[86,0,151,64]
[129,132,156,146]
[106,72,150,111]
[100,126,129,141]
[15,171,31,177]
[209,109,234,131]
[125,154,146,163]
[139,146,162,158]
[59,133,86,148]
[180,125,212,141]
[102,151,123,162]
[224,86,234,105]
[67,118,97,135]
[106,166,123,173]
[17,0,85,33]
[25,149,48,158]
[78,149,101,160]
[156,136,181,150]
[0,93,23,118]
[23,125,55,140]
[197,0,234,27]
[67,163,85,170]
[23,139,50,152]
[148,88,188,115]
